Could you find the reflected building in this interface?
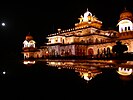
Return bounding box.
[23,60,36,65]
[22,59,133,81]
[117,67,133,76]
[117,67,133,81]
[46,60,102,81]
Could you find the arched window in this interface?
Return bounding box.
[107,47,110,54]
[121,28,123,32]
[29,40,35,48]
[128,26,130,30]
[88,48,94,55]
[103,48,106,54]
[23,40,29,47]
[89,38,93,43]
[95,38,99,43]
[125,27,127,31]
[62,39,64,44]
[97,49,100,54]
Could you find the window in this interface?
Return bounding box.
[128,26,130,30]
[62,39,64,44]
[95,38,99,43]
[125,27,127,31]
[121,28,123,32]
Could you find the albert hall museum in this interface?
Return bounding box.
[22,8,133,59]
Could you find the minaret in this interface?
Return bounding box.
[117,8,133,33]
[23,33,36,50]
[22,33,38,59]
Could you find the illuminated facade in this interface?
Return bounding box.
[44,8,133,58]
[22,8,133,59]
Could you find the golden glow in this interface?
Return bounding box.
[75,9,102,29]
[80,72,93,81]
[57,28,61,32]
[23,60,36,65]
[107,46,112,50]
[46,60,102,81]
[117,67,132,76]
[109,60,113,63]
[29,40,35,44]
[79,71,102,81]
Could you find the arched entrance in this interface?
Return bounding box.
[88,48,94,58]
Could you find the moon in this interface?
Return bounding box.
[2,23,5,26]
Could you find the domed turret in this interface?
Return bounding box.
[117,8,133,33]
[23,32,36,51]
[22,32,39,60]
[26,33,33,41]
[119,8,133,21]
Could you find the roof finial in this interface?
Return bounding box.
[124,6,127,11]
[87,8,88,11]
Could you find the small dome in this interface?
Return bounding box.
[26,33,33,41]
[120,9,133,21]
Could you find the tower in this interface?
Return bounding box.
[117,8,133,33]
[22,33,39,59]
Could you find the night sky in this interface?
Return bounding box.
[0,1,133,59]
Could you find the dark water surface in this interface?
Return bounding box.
[0,59,133,99]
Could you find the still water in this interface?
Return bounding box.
[1,59,133,99]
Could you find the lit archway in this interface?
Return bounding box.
[88,48,94,56]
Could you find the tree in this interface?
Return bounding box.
[112,41,128,56]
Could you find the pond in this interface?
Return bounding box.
[0,59,133,99]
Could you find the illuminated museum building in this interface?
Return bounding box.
[22,8,133,59]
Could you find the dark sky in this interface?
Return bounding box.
[0,0,133,59]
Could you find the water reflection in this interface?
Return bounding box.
[46,60,103,81]
[79,71,102,81]
[117,67,133,76]
[117,67,133,81]
[23,59,133,81]
[23,60,36,65]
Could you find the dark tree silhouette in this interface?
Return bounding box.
[112,41,128,56]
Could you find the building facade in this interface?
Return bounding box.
[22,8,133,59]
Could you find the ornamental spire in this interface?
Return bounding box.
[124,6,127,11]
[87,8,88,11]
